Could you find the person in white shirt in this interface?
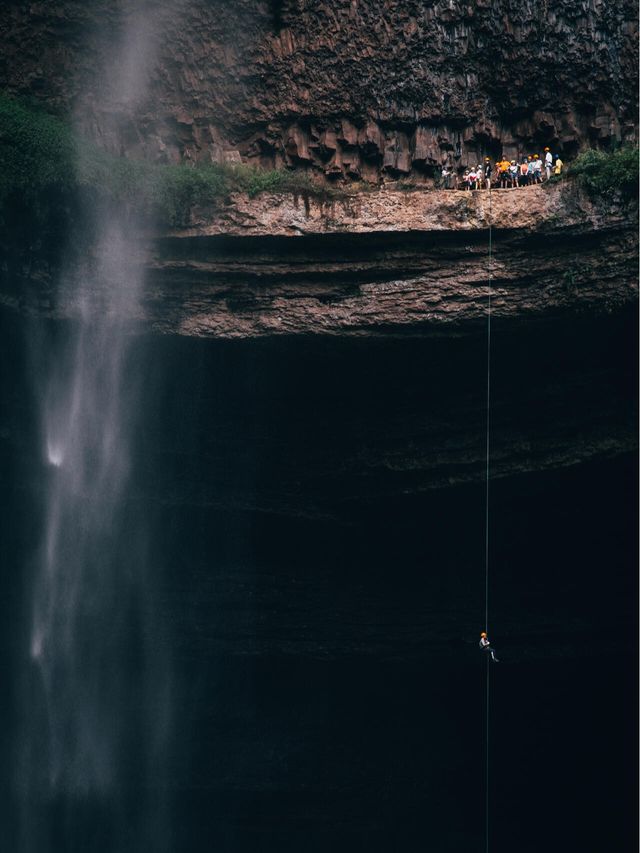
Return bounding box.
[533,155,543,183]
[544,147,553,180]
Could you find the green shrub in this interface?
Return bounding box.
[569,146,639,199]
[0,96,76,201]
[143,163,230,222]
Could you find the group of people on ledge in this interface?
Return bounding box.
[442,148,564,191]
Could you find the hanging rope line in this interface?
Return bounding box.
[486,656,490,853]
[484,179,493,853]
[485,182,492,635]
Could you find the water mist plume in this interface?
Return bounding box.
[20,6,173,851]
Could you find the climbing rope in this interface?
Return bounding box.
[486,657,490,853]
[484,179,493,853]
[485,182,492,634]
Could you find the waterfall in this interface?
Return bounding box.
[20,8,171,851]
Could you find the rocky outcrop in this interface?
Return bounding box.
[147,183,638,339]
[3,182,637,339]
[1,0,637,182]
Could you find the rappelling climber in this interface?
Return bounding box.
[479,632,499,662]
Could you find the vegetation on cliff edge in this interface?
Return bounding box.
[0,94,334,227]
[569,147,639,199]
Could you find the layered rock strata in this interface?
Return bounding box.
[3,183,636,339]
[146,183,637,339]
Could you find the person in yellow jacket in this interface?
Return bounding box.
[498,158,510,188]
[553,155,564,175]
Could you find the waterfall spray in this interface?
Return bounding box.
[21,7,172,851]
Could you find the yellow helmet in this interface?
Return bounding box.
[480,632,487,638]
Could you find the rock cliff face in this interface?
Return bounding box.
[1,0,637,182]
[3,182,636,503]
[131,184,640,504]
[145,183,636,339]
[6,182,635,339]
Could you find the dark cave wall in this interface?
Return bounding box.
[0,301,637,852]
[133,307,638,517]
[151,456,637,853]
[86,309,640,849]
[1,303,637,650]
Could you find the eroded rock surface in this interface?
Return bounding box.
[1,0,637,181]
[3,183,636,341]
[144,183,638,339]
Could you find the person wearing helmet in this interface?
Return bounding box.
[465,167,475,191]
[544,147,553,180]
[527,155,536,183]
[533,154,543,183]
[508,160,518,188]
[498,157,510,189]
[479,632,499,662]
[553,154,564,175]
